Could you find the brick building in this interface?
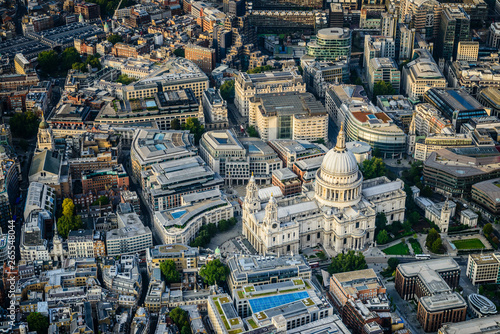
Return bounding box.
[74,2,101,21]
[417,294,467,332]
[185,44,216,74]
[81,165,129,194]
[272,168,302,196]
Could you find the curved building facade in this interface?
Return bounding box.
[307,28,351,61]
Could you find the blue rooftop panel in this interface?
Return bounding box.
[248,291,309,313]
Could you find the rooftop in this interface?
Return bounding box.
[419,292,466,312]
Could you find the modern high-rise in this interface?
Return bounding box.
[306,28,351,61]
[466,253,500,285]
[487,22,500,48]
[363,35,396,69]
[367,58,400,94]
[456,41,479,62]
[400,0,442,40]
[435,6,470,62]
[397,24,416,60]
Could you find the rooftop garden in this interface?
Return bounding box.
[303,298,315,307]
[244,286,255,293]
[293,279,304,286]
[255,312,267,321]
[247,319,258,329]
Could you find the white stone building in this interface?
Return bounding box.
[242,127,406,255]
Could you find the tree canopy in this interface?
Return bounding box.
[372,81,395,101]
[408,211,420,226]
[57,198,83,238]
[38,50,59,73]
[61,47,81,71]
[107,34,123,44]
[170,118,181,130]
[327,250,367,274]
[160,260,181,284]
[182,117,204,144]
[377,230,389,244]
[247,125,259,138]
[92,195,110,206]
[483,223,493,236]
[220,80,235,101]
[27,312,49,334]
[10,111,39,138]
[116,74,137,85]
[86,0,130,16]
[361,157,387,180]
[199,258,228,285]
[173,48,185,57]
[426,228,439,249]
[169,307,191,334]
[247,65,274,74]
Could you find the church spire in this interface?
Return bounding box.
[335,122,346,151]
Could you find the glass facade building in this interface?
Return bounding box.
[307,28,351,61]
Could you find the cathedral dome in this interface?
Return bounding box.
[39,120,48,129]
[314,124,363,208]
[320,124,358,177]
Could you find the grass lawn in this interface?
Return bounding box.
[452,238,486,250]
[383,242,410,255]
[409,239,423,254]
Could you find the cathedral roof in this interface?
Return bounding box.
[320,124,358,176]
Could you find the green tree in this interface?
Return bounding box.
[377,230,389,244]
[10,111,39,138]
[72,62,86,72]
[375,212,387,235]
[160,260,181,283]
[182,117,204,144]
[171,118,181,130]
[408,212,420,226]
[390,220,403,235]
[218,219,230,231]
[327,250,367,274]
[173,48,185,57]
[27,312,49,334]
[431,237,443,253]
[92,195,110,206]
[247,125,259,138]
[116,74,137,85]
[84,54,102,70]
[361,157,387,180]
[57,198,83,238]
[199,259,228,285]
[220,80,235,101]
[169,307,190,333]
[421,186,433,198]
[247,65,274,74]
[372,81,395,101]
[37,50,59,73]
[181,326,192,334]
[387,257,400,271]
[484,223,494,236]
[426,228,439,249]
[61,47,81,71]
[107,34,123,44]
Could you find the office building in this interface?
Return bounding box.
[395,259,465,331]
[248,92,328,142]
[20,210,52,262]
[141,156,224,211]
[67,230,94,259]
[488,22,500,48]
[472,178,500,216]
[367,58,400,94]
[146,244,200,272]
[122,58,209,101]
[467,293,497,318]
[24,182,56,221]
[438,314,500,333]
[435,6,470,62]
[102,255,142,299]
[476,87,500,117]
[306,28,351,61]
[75,2,101,21]
[272,168,301,196]
[466,253,500,285]
[268,139,327,168]
[185,44,216,74]
[235,69,306,117]
[363,35,396,70]
[199,130,249,183]
[423,88,489,130]
[239,138,284,184]
[81,165,129,194]
[417,293,467,332]
[106,211,153,256]
[456,41,479,61]
[207,294,244,334]
[424,147,500,197]
[401,49,447,100]
[130,129,196,181]
[202,88,228,129]
[400,0,442,40]
[398,24,416,60]
[227,253,311,291]
[414,134,473,161]
[414,103,453,136]
[153,189,234,245]
[301,60,350,98]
